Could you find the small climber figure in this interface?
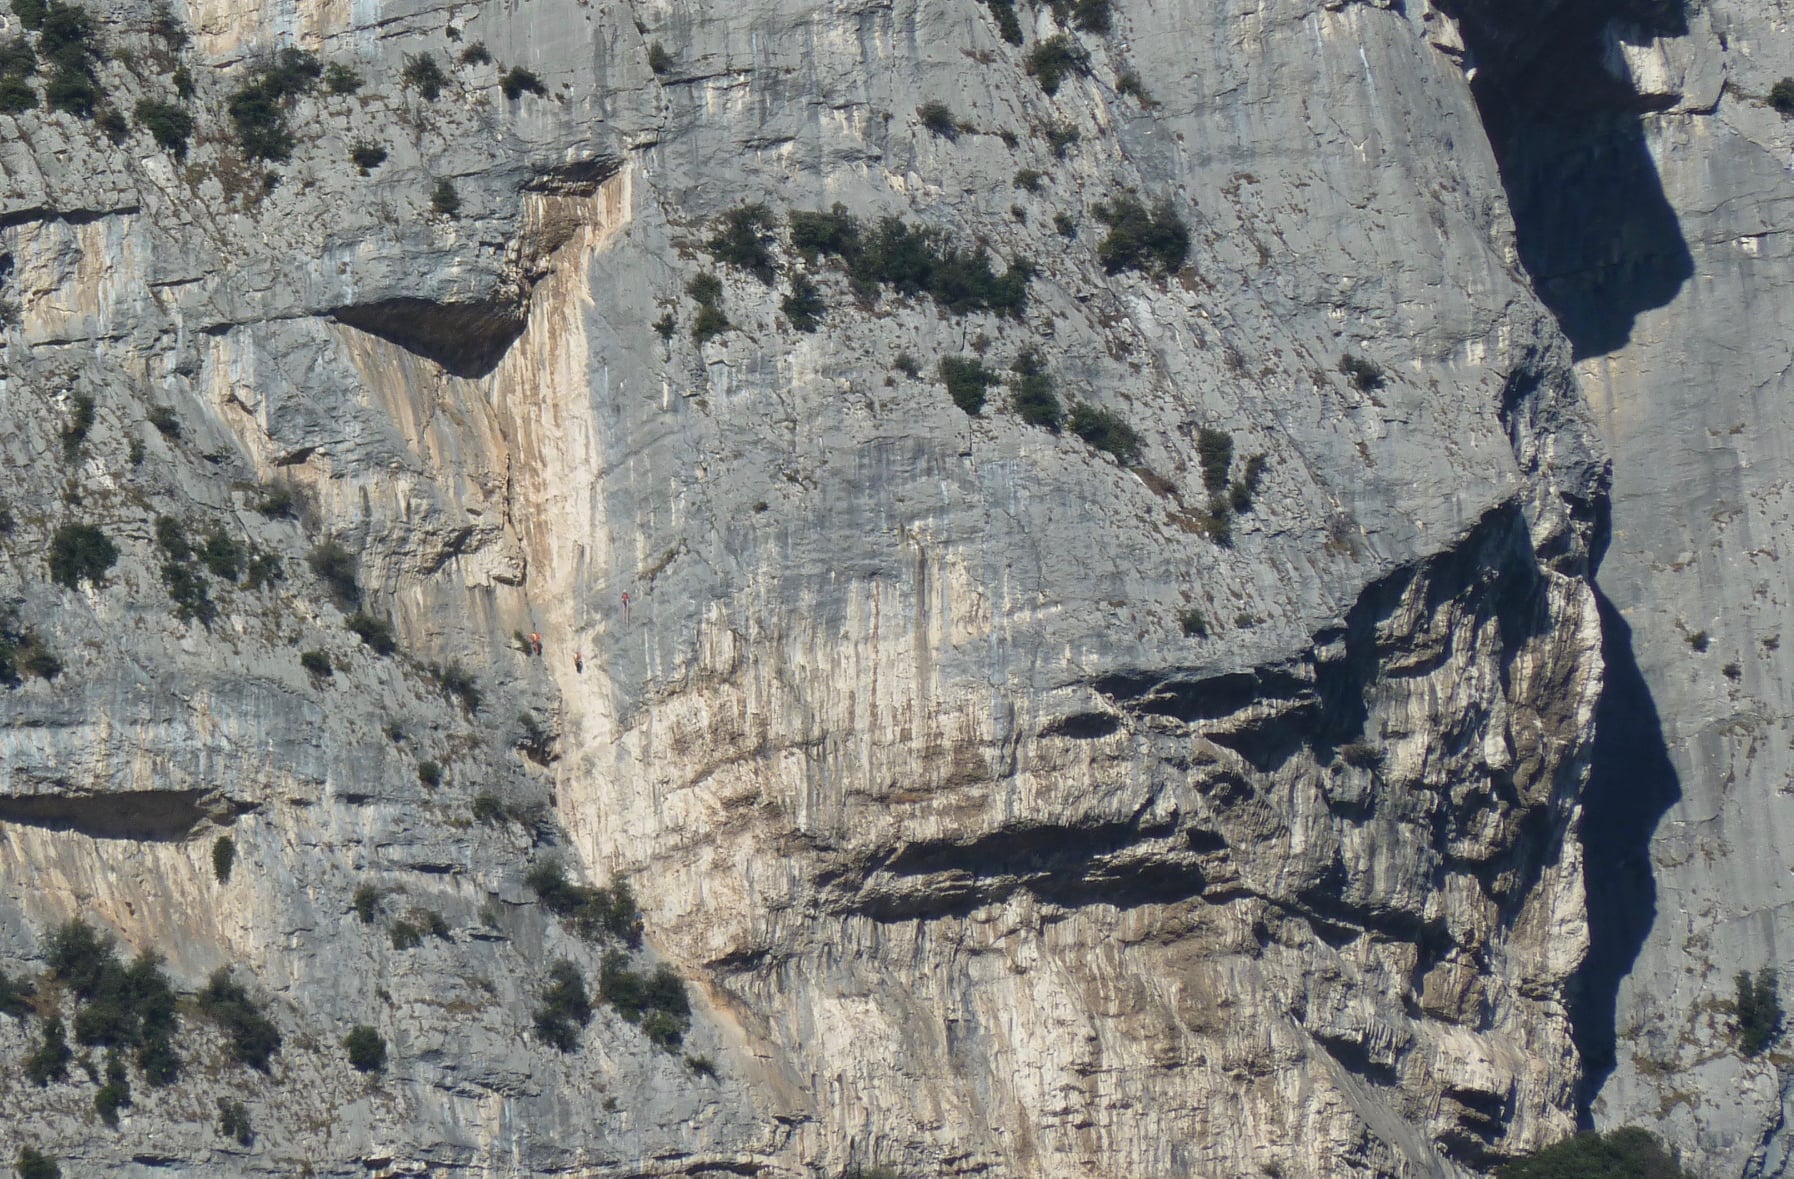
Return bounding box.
[573,650,584,674]
[621,591,631,623]
[529,631,542,656]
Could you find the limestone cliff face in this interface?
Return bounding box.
[0,0,1621,1173]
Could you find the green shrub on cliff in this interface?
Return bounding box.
[1496,1126,1694,1179]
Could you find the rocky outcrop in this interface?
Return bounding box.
[0,0,1641,1172]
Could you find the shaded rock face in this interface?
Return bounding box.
[0,0,1628,1175]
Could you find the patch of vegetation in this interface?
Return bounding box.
[458,42,491,66]
[1069,403,1142,464]
[688,271,729,344]
[349,141,386,174]
[44,920,181,1084]
[343,1024,385,1072]
[146,403,180,437]
[300,649,332,678]
[686,1052,717,1077]
[323,61,361,95]
[40,0,101,119]
[1687,630,1710,652]
[48,522,117,589]
[1736,966,1783,1057]
[1229,453,1267,513]
[1496,1127,1694,1179]
[198,969,280,1070]
[788,205,1031,318]
[15,1148,59,1179]
[653,310,676,340]
[1011,348,1062,430]
[499,65,545,99]
[1057,0,1110,34]
[1044,121,1079,159]
[432,661,481,711]
[244,549,283,590]
[526,858,642,945]
[1094,195,1188,277]
[171,64,193,98]
[918,100,958,140]
[708,204,779,284]
[1116,68,1153,105]
[431,178,460,217]
[647,41,673,75]
[0,38,35,115]
[1339,353,1385,392]
[352,884,382,924]
[939,356,996,416]
[893,352,920,379]
[134,98,192,156]
[10,0,46,31]
[60,392,94,458]
[1025,35,1090,96]
[0,605,61,687]
[402,52,447,99]
[417,759,441,788]
[1053,212,1076,238]
[345,611,397,655]
[254,481,300,518]
[1197,428,1232,493]
[1013,168,1043,193]
[0,969,34,1019]
[200,527,243,581]
[1338,741,1382,770]
[212,835,235,883]
[25,1015,70,1085]
[1179,609,1207,638]
[228,47,321,162]
[980,0,1022,45]
[94,1049,130,1125]
[599,950,691,1050]
[216,1097,253,1146]
[532,958,591,1051]
[782,273,825,332]
[1771,77,1794,116]
[307,538,359,609]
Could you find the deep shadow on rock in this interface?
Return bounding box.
[332,297,528,379]
[1447,0,1694,358]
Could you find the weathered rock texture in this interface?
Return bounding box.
[0,0,1657,1172]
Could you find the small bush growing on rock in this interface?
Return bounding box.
[1044,121,1079,159]
[708,204,779,285]
[1687,630,1710,652]
[893,352,920,379]
[938,356,995,416]
[1115,68,1153,105]
[1771,78,1794,116]
[1013,168,1044,193]
[0,606,61,687]
[653,310,676,340]
[343,1024,386,1072]
[352,884,382,924]
[171,65,194,98]
[1736,967,1783,1057]
[1196,428,1232,493]
[212,835,235,883]
[0,65,35,116]
[15,1148,59,1179]
[95,106,128,143]
[431,178,461,217]
[255,482,299,518]
[198,969,281,1070]
[417,760,442,788]
[300,649,332,678]
[402,53,447,99]
[458,42,491,66]
[60,392,94,458]
[201,527,244,581]
[307,539,359,608]
[1011,349,1062,430]
[48,522,117,589]
[1179,609,1207,638]
[789,204,861,260]
[216,1098,253,1146]
[1025,35,1090,96]
[980,0,1023,45]
[1339,353,1385,392]
[532,959,592,1051]
[323,61,361,95]
[917,100,958,140]
[134,99,192,156]
[345,611,397,655]
[94,1049,131,1125]
[433,661,481,711]
[647,41,673,74]
[1053,212,1076,238]
[146,403,180,437]
[1069,403,1142,464]
[25,1015,70,1085]
[10,0,45,31]
[1496,1127,1694,1179]
[1094,195,1189,276]
[40,0,101,119]
[472,793,507,824]
[1229,453,1267,513]
[526,858,643,945]
[1057,0,1110,34]
[0,969,34,1019]
[244,549,283,590]
[782,274,825,332]
[599,951,691,1050]
[228,48,321,162]
[389,918,422,949]
[349,142,386,174]
[499,65,546,99]
[688,272,729,343]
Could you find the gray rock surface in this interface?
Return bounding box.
[0,0,1699,1172]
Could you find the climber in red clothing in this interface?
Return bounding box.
[529,631,542,656]
[573,650,584,674]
